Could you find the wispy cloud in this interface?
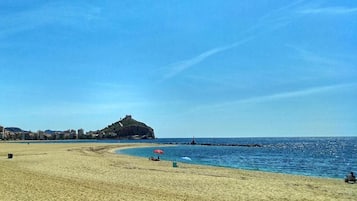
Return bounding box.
[286,44,356,78]
[298,7,357,15]
[162,0,306,80]
[195,83,357,111]
[287,44,346,66]
[238,83,357,104]
[0,2,102,38]
[162,37,254,80]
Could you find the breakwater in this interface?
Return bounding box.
[162,142,262,147]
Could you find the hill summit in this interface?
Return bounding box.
[101,115,155,139]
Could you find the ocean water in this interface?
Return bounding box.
[117,137,357,179]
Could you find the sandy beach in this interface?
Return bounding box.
[0,142,355,201]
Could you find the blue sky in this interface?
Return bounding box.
[0,0,356,137]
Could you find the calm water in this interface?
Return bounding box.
[117,137,357,179]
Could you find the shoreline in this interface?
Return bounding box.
[2,140,354,179]
[0,142,355,200]
[114,142,350,180]
[1,140,351,179]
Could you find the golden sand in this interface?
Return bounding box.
[0,142,355,201]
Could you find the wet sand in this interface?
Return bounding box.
[0,142,355,201]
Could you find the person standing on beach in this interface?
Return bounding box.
[345,172,356,183]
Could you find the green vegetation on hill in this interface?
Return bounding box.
[101,115,155,139]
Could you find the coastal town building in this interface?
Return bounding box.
[78,129,84,139]
[0,127,90,141]
[0,125,4,140]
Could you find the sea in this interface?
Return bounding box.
[116,137,357,179]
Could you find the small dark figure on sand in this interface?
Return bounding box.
[345,172,356,184]
[149,156,160,161]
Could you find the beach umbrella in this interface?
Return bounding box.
[153,149,164,154]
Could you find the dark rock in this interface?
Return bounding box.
[100,115,155,140]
